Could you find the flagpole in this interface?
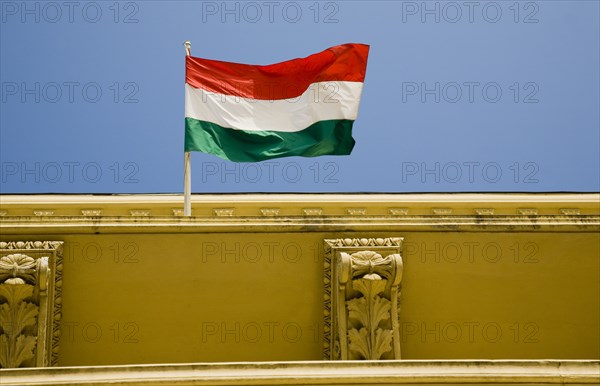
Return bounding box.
[183,40,192,216]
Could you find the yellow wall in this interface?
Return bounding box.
[1,194,598,366]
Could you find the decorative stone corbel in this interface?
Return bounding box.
[324,238,403,360]
[0,241,63,368]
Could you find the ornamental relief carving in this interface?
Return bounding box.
[0,241,63,368]
[0,254,43,368]
[324,238,403,360]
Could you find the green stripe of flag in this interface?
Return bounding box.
[185,117,356,162]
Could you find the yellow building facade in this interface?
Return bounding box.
[0,193,598,385]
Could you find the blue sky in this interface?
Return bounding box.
[1,0,598,193]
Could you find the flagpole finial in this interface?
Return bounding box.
[184,41,191,56]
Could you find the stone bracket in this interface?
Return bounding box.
[0,241,63,368]
[324,238,403,360]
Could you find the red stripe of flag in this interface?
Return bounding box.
[185,43,369,100]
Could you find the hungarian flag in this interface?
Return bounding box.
[184,43,370,162]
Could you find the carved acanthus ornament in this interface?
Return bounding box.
[324,238,403,360]
[0,241,63,368]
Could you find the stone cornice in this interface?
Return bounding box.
[0,193,598,216]
[0,360,598,385]
[1,194,598,234]
[1,193,599,207]
[0,215,599,234]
